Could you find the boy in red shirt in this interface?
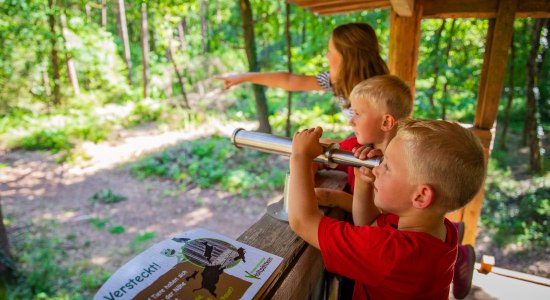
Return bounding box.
[288,118,485,299]
[314,76,476,298]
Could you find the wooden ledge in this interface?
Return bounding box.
[237,170,348,299]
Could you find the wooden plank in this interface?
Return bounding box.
[390,0,414,16]
[475,0,516,130]
[314,2,390,15]
[422,0,549,19]
[271,235,326,299]
[517,0,550,18]
[238,170,347,299]
[388,2,423,97]
[460,126,493,246]
[422,0,498,18]
[479,264,550,287]
[290,0,384,8]
[466,264,550,299]
[290,0,549,18]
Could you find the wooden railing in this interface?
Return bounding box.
[237,170,348,299]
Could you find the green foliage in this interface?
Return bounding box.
[482,160,550,248]
[131,136,287,195]
[88,189,127,205]
[4,222,102,298]
[87,217,110,230]
[108,225,126,234]
[130,232,157,253]
[19,129,72,153]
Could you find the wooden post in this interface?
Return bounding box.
[464,0,517,246]
[388,2,422,98]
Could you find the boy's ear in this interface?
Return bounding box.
[412,184,434,209]
[381,114,396,132]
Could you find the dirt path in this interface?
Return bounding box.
[1,121,283,273]
[1,120,548,282]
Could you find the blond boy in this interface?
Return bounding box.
[288,119,485,299]
[315,75,413,224]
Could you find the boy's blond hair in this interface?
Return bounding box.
[397,119,486,212]
[349,75,413,120]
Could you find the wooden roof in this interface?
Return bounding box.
[288,0,550,18]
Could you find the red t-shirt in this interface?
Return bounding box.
[318,214,458,300]
[336,137,368,193]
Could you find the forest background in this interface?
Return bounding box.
[0,0,548,298]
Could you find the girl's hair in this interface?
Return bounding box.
[331,23,389,107]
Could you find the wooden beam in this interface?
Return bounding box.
[517,0,550,18]
[390,0,414,16]
[421,0,549,19]
[462,127,494,246]
[289,0,391,15]
[475,0,517,130]
[388,3,422,97]
[291,0,549,18]
[316,3,390,15]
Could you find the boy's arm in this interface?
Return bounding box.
[315,188,353,212]
[352,171,379,226]
[351,147,383,226]
[289,127,325,249]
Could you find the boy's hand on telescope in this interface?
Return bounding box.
[292,127,324,160]
[352,145,382,161]
[352,146,382,184]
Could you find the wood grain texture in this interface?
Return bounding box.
[238,170,347,299]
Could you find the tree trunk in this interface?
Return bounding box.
[141,3,149,99]
[0,201,15,280]
[85,4,91,23]
[177,21,186,52]
[149,12,156,54]
[238,0,271,133]
[427,20,447,110]
[525,20,544,173]
[101,0,107,28]
[285,2,292,137]
[499,35,515,150]
[42,61,51,97]
[522,19,531,145]
[200,0,208,53]
[168,39,190,108]
[215,0,221,25]
[60,13,80,96]
[301,8,307,45]
[536,19,549,122]
[48,0,61,106]
[440,20,456,120]
[117,0,132,85]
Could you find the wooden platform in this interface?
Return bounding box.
[452,264,550,300]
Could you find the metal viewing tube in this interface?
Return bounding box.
[231,128,381,222]
[231,128,381,169]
